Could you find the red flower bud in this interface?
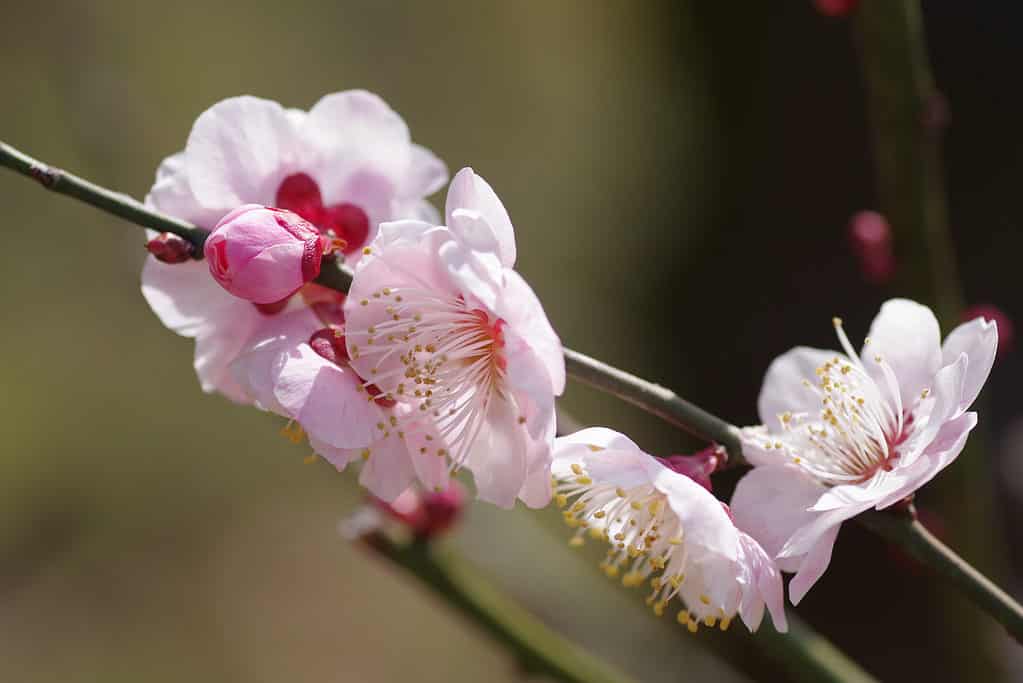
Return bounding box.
[848,210,895,284]
[146,232,195,263]
[657,445,725,493]
[375,483,466,540]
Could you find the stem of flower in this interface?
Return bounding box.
[859,506,1023,643]
[361,533,635,683]
[0,141,209,252]
[562,348,745,464]
[2,138,1021,652]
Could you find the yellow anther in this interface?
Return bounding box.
[303,454,318,465]
[603,565,619,579]
[630,501,643,510]
[593,510,606,519]
[555,494,568,508]
[589,527,605,540]
[362,247,372,255]
[687,620,699,634]
[670,574,685,589]
[668,537,683,546]
[568,536,585,548]
[360,449,371,461]
[653,601,666,617]
[586,444,605,452]
[677,610,690,626]
[622,572,643,588]
[719,617,732,631]
[704,616,716,627]
[616,487,627,498]
[382,288,391,295]
[575,476,592,485]
[699,594,710,605]
[613,532,625,541]
[571,502,586,513]
[570,463,583,476]
[360,299,368,306]
[650,577,662,590]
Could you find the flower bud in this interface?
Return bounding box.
[812,0,858,17]
[657,445,724,492]
[146,232,195,263]
[848,210,895,284]
[375,482,465,540]
[204,204,330,304]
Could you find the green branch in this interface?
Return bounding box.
[362,533,634,683]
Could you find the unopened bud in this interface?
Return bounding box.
[375,482,465,540]
[812,0,858,17]
[146,232,195,263]
[657,445,724,492]
[204,204,330,304]
[848,210,895,284]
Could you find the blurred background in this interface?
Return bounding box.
[2,1,1022,680]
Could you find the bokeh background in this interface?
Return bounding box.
[2,1,1022,681]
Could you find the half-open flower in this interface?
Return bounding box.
[141,90,447,401]
[343,167,565,508]
[554,428,787,633]
[732,299,997,603]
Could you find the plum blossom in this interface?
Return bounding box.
[231,307,450,502]
[141,90,447,401]
[732,299,997,603]
[553,428,786,633]
[343,168,565,509]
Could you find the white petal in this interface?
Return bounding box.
[494,270,565,395]
[942,317,998,412]
[403,144,448,199]
[862,299,942,407]
[788,525,840,605]
[185,95,300,209]
[757,347,837,429]
[445,167,516,267]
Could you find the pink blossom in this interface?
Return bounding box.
[231,308,449,501]
[141,91,447,401]
[342,167,565,509]
[553,428,787,633]
[733,299,997,603]
[204,205,330,304]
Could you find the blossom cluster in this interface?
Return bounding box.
[141,90,997,635]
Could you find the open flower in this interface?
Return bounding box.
[231,308,449,501]
[732,299,997,603]
[343,168,565,508]
[554,428,786,633]
[141,91,447,401]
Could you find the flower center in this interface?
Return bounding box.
[276,173,370,255]
[764,318,909,485]
[348,287,508,468]
[553,460,734,632]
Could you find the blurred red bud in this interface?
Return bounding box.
[813,0,858,17]
[146,232,195,263]
[375,482,466,540]
[848,210,895,284]
[657,445,725,493]
[963,304,1014,357]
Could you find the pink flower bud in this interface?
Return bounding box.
[848,210,895,284]
[204,204,330,304]
[812,0,858,17]
[656,445,725,492]
[375,482,465,539]
[146,232,195,263]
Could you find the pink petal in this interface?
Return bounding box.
[653,465,740,560]
[465,395,529,509]
[359,433,416,502]
[862,299,942,407]
[731,465,827,572]
[272,345,381,449]
[145,152,224,228]
[788,525,840,605]
[403,144,449,199]
[185,95,300,209]
[757,347,836,429]
[445,168,516,267]
[942,317,998,413]
[494,270,565,395]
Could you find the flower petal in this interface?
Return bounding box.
[942,317,998,413]
[185,95,300,209]
[272,344,381,449]
[465,395,529,508]
[862,298,942,406]
[788,525,840,605]
[445,167,516,267]
[494,270,565,396]
[757,347,837,429]
[359,434,416,502]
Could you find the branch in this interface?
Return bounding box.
[2,138,1020,652]
[362,533,634,683]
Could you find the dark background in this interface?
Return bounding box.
[1,1,1021,680]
